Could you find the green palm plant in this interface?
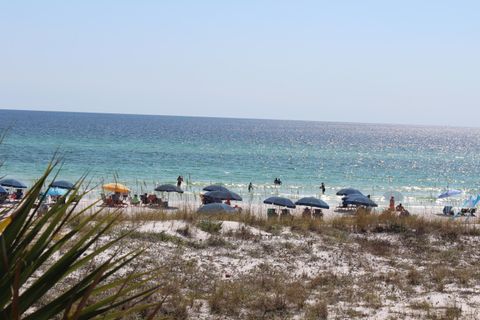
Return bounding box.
[0,163,161,320]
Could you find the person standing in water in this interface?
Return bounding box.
[389,196,395,211]
[248,182,253,192]
[177,175,183,188]
[320,182,326,195]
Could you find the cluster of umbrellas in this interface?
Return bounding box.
[263,196,330,210]
[437,189,480,209]
[198,185,382,214]
[336,188,378,207]
[198,186,331,214]
[197,185,242,213]
[0,178,76,198]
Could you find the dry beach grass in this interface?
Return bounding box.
[85,207,480,319]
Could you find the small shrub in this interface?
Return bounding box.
[285,281,308,309]
[305,301,328,320]
[406,268,422,286]
[232,226,256,240]
[197,220,222,234]
[208,282,244,316]
[357,238,392,256]
[444,304,462,320]
[206,236,230,247]
[129,231,186,245]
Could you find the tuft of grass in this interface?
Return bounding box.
[196,220,222,234]
[356,238,393,257]
[406,268,423,286]
[305,301,328,320]
[129,230,186,246]
[205,236,231,247]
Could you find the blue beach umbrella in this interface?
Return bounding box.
[51,180,75,190]
[204,190,242,201]
[46,187,68,197]
[197,203,235,214]
[343,194,378,207]
[203,185,229,192]
[263,196,296,208]
[0,178,27,189]
[438,189,462,199]
[336,188,363,196]
[295,197,329,209]
[154,184,184,193]
[463,196,476,208]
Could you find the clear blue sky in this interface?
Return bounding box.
[0,1,479,126]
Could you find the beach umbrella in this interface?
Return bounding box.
[154,184,184,193]
[203,185,229,192]
[46,187,68,197]
[343,194,378,207]
[474,195,480,207]
[51,180,75,190]
[295,197,329,209]
[203,190,242,201]
[0,178,27,189]
[336,188,362,196]
[383,191,404,201]
[463,196,476,208]
[438,189,462,199]
[0,186,7,194]
[102,183,130,193]
[263,196,296,208]
[197,203,235,214]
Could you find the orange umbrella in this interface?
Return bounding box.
[102,183,130,193]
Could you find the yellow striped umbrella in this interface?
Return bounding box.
[102,183,130,193]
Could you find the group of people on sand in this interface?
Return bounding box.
[102,192,129,207]
[102,191,169,208]
[389,196,410,216]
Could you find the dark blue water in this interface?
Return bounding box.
[1,109,479,203]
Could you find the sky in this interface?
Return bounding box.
[0,1,479,126]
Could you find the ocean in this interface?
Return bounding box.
[1,109,479,206]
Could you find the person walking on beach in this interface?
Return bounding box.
[177,175,183,188]
[320,183,326,195]
[389,196,395,211]
[248,182,253,192]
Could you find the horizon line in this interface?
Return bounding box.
[0,107,477,129]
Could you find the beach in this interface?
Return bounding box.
[2,110,480,319]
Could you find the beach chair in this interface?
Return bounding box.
[302,208,312,218]
[100,193,108,205]
[0,194,7,205]
[160,200,168,208]
[443,206,454,216]
[460,208,476,216]
[267,208,277,219]
[313,209,323,219]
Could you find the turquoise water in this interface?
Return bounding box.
[1,109,479,204]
